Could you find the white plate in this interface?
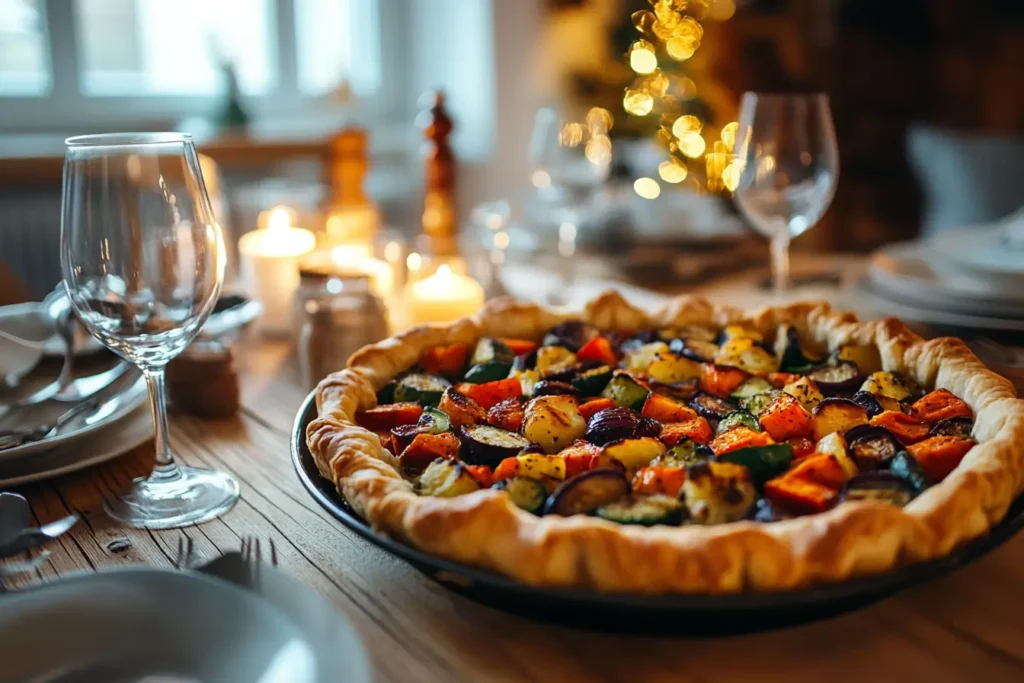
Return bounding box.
[855,280,1024,332]
[867,241,1024,317]
[0,568,369,683]
[0,375,147,462]
[0,405,152,486]
[929,209,1024,286]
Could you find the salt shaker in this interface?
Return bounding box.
[295,269,389,390]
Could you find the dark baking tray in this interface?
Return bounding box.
[291,390,1024,635]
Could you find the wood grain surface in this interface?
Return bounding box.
[5,338,1024,683]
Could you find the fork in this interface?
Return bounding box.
[174,535,195,570]
[240,536,278,586]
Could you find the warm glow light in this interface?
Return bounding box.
[707,0,736,21]
[384,241,401,263]
[624,89,654,116]
[632,9,656,33]
[267,206,291,232]
[406,252,422,272]
[677,77,697,98]
[666,35,697,60]
[671,114,702,139]
[722,162,743,192]
[585,134,612,166]
[559,122,584,147]
[634,177,661,199]
[678,132,706,158]
[494,231,510,250]
[630,47,658,74]
[706,152,727,193]
[586,107,613,134]
[720,122,739,151]
[658,160,688,183]
[643,71,670,97]
[531,170,551,189]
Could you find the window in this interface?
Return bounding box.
[1,0,392,129]
[0,0,50,95]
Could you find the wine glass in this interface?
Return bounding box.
[61,133,240,529]
[529,107,612,305]
[732,93,839,297]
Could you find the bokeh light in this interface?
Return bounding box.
[634,177,662,199]
[585,134,613,166]
[720,121,739,151]
[624,89,654,116]
[559,122,583,147]
[707,0,737,21]
[586,107,613,134]
[678,132,706,158]
[629,41,658,74]
[671,114,703,139]
[658,159,688,183]
[722,161,743,192]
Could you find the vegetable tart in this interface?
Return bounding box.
[306,293,1024,593]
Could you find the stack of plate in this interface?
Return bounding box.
[858,210,1024,331]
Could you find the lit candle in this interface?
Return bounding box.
[238,206,316,336]
[406,264,485,326]
[330,246,394,300]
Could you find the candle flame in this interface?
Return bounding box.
[267,206,291,232]
[436,264,453,278]
[407,252,422,272]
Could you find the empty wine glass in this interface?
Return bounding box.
[529,106,612,305]
[732,93,839,297]
[61,133,240,529]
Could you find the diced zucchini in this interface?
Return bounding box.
[860,371,913,402]
[418,407,451,434]
[471,338,515,366]
[647,352,702,383]
[623,342,672,373]
[888,450,931,493]
[714,337,778,374]
[656,438,713,468]
[718,443,793,486]
[572,365,614,396]
[463,362,513,384]
[493,477,547,514]
[730,377,774,402]
[682,461,757,524]
[535,345,578,376]
[394,373,452,407]
[522,395,586,454]
[783,376,825,411]
[740,390,782,417]
[601,374,650,410]
[603,437,667,474]
[596,494,684,526]
[716,410,762,435]
[418,459,481,497]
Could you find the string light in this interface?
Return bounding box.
[629,40,658,74]
[678,132,706,158]
[658,160,688,183]
[634,177,661,199]
[623,89,654,116]
[671,114,702,139]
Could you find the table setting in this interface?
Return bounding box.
[2,24,1024,683]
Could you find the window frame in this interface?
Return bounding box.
[0,0,405,132]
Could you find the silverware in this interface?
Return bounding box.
[0,513,79,558]
[191,537,277,591]
[0,366,139,451]
[175,535,195,570]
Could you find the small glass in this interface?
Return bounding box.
[60,133,240,529]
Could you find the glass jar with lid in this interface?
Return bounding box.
[294,266,389,390]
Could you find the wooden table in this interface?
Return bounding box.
[6,336,1024,683]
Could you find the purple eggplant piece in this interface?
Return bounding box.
[543,468,630,516]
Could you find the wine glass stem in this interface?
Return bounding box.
[770,232,791,297]
[143,368,179,479]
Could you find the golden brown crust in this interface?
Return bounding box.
[305,291,1024,593]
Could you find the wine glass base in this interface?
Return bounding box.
[104,465,240,529]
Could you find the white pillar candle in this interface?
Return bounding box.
[238,206,316,336]
[405,264,485,327]
[330,246,395,301]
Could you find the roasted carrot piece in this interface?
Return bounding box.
[357,402,424,431]
[464,464,494,488]
[870,410,930,445]
[787,436,816,461]
[641,393,698,423]
[398,432,461,471]
[438,387,486,427]
[908,436,975,481]
[711,426,775,456]
[576,336,617,366]
[421,343,469,376]
[374,430,395,454]
[912,389,972,424]
[764,476,836,515]
[758,392,813,441]
[660,416,714,446]
[498,338,539,357]
[559,441,603,478]
[700,363,750,398]
[486,397,525,432]
[768,372,800,389]
[786,453,852,489]
[464,377,522,410]
[632,466,687,497]
[493,457,520,481]
[579,397,615,421]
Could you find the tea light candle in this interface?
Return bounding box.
[406,264,485,326]
[330,246,395,300]
[238,206,316,335]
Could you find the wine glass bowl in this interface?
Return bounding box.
[732,93,839,297]
[61,133,239,529]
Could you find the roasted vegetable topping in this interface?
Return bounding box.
[719,443,793,486]
[596,494,684,526]
[840,472,916,506]
[601,373,651,410]
[928,417,974,439]
[418,458,480,497]
[585,406,641,446]
[523,395,586,454]
[544,468,630,516]
[460,424,533,467]
[394,373,452,407]
[805,361,861,396]
[682,461,757,524]
[690,392,739,421]
[844,425,900,470]
[493,477,547,514]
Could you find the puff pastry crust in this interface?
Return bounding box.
[306,292,1024,593]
